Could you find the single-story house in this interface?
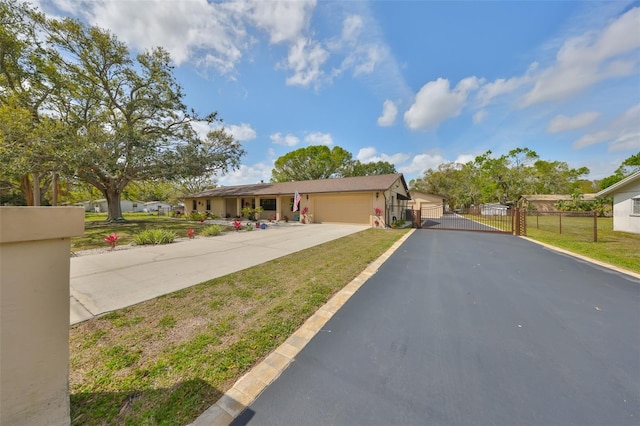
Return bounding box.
[480,203,509,216]
[184,173,411,226]
[143,201,172,213]
[518,194,596,212]
[80,199,144,213]
[407,191,445,218]
[596,171,640,234]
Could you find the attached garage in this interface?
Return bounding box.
[313,193,371,224]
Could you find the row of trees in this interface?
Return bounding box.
[410,148,596,210]
[0,0,245,221]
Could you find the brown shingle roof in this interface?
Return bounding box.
[520,194,596,201]
[187,174,408,198]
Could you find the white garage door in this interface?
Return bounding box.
[313,194,371,224]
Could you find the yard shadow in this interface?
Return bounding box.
[421,219,442,228]
[70,378,225,425]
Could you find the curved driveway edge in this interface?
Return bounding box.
[188,229,416,426]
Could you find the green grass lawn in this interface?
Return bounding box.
[73,212,219,252]
[525,216,640,274]
[69,228,410,425]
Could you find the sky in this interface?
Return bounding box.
[31,0,640,186]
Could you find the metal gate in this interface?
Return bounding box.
[414,205,526,236]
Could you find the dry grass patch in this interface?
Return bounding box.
[70,228,409,425]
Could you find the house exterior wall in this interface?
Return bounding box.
[611,179,640,234]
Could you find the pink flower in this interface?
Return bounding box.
[374,207,382,216]
[187,228,195,239]
[104,233,119,250]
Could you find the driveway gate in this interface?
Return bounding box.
[416,205,526,236]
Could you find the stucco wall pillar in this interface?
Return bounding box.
[0,207,84,425]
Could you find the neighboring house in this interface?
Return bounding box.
[407,191,445,218]
[518,194,596,212]
[184,174,411,226]
[143,201,172,213]
[480,203,509,216]
[81,199,144,213]
[596,171,640,234]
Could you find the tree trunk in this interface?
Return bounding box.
[51,172,58,206]
[32,172,41,206]
[20,175,34,206]
[104,188,125,222]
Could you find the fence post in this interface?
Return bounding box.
[593,210,597,243]
[559,211,562,234]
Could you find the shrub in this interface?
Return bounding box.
[133,229,177,245]
[200,224,227,236]
[245,224,254,231]
[188,212,207,221]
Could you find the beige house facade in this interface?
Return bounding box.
[596,171,640,234]
[518,194,596,212]
[184,174,411,226]
[407,191,445,218]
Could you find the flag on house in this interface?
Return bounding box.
[293,191,301,211]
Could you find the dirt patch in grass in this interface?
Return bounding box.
[69,228,410,425]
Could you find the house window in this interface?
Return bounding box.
[633,198,640,215]
[192,200,197,211]
[132,203,137,208]
[206,199,211,210]
[260,198,276,211]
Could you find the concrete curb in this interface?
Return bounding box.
[189,229,416,426]
[519,236,640,280]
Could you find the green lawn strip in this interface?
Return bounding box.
[69,228,409,425]
[464,214,639,274]
[74,214,222,252]
[526,225,640,274]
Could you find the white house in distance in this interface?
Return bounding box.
[596,171,640,234]
[80,199,144,213]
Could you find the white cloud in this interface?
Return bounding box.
[521,7,640,107]
[404,77,480,130]
[245,0,316,44]
[227,123,257,141]
[356,147,409,165]
[304,132,333,145]
[547,111,600,133]
[473,110,488,124]
[454,154,476,164]
[217,162,273,186]
[82,0,247,74]
[270,132,300,147]
[281,37,329,87]
[377,100,398,126]
[572,103,640,150]
[398,153,448,175]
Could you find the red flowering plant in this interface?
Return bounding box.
[104,233,119,250]
[374,207,382,216]
[233,220,243,231]
[187,228,195,239]
[301,206,309,223]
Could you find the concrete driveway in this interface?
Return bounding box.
[70,223,368,325]
[222,230,640,425]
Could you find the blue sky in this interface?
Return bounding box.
[34,0,640,186]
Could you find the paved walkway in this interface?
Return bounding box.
[70,223,368,325]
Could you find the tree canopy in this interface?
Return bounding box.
[0,1,245,220]
[271,145,396,182]
[410,148,590,209]
[599,152,640,190]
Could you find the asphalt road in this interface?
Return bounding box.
[233,230,640,425]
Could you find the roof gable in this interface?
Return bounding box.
[596,171,640,197]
